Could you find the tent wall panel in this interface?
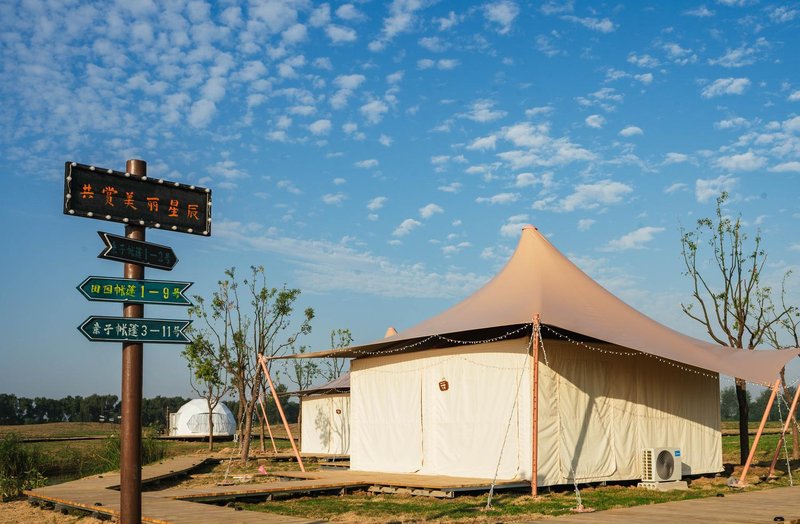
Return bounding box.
[300,393,350,455]
[350,337,722,485]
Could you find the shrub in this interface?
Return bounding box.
[0,433,47,500]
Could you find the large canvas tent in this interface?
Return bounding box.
[301,226,799,486]
[299,374,351,455]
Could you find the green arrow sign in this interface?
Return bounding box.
[78,317,191,343]
[77,277,192,306]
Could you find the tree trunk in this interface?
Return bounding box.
[240,399,256,462]
[736,378,750,465]
[207,409,215,452]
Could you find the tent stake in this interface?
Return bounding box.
[531,314,540,497]
[257,395,279,453]
[735,378,781,487]
[767,382,800,478]
[258,354,305,472]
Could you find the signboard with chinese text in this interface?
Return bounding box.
[78,316,191,343]
[78,277,192,306]
[64,162,211,236]
[97,232,178,270]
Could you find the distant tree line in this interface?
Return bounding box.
[0,394,189,427]
[721,385,797,422]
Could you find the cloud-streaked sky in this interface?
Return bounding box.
[1,0,799,397]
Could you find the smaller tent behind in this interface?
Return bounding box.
[300,374,350,455]
[169,399,237,437]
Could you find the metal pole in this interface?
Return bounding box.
[258,354,305,471]
[120,159,145,523]
[737,378,781,486]
[531,314,540,497]
[767,382,800,478]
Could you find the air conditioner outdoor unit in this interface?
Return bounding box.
[641,447,682,482]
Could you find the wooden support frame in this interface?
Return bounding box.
[531,314,541,497]
[257,395,279,453]
[257,354,305,472]
[736,378,781,486]
[767,382,800,478]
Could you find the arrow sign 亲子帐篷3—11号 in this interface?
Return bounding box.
[78,317,191,343]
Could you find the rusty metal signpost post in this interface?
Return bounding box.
[64,159,211,523]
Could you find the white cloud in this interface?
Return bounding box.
[695,175,737,203]
[585,114,605,128]
[769,161,800,173]
[535,34,563,57]
[277,179,301,194]
[188,99,216,128]
[484,0,519,34]
[634,73,654,84]
[387,70,404,84]
[308,119,332,135]
[788,90,800,102]
[769,6,798,23]
[663,152,689,164]
[379,134,393,146]
[309,3,331,27]
[619,126,643,137]
[333,178,346,185]
[419,36,446,52]
[603,226,665,251]
[577,218,595,231]
[442,242,472,256]
[336,3,366,22]
[534,180,633,212]
[438,182,463,193]
[715,151,766,171]
[784,115,800,132]
[360,99,389,124]
[367,196,387,211]
[393,218,422,237]
[664,182,688,194]
[216,221,486,299]
[437,58,459,70]
[515,173,538,187]
[419,203,444,219]
[463,100,507,122]
[355,158,378,169]
[701,77,751,98]
[322,192,347,205]
[417,58,435,70]
[334,74,366,90]
[709,38,769,68]
[467,134,497,150]
[370,0,425,51]
[326,24,357,43]
[627,53,660,68]
[714,117,749,129]
[663,43,697,65]
[562,15,616,32]
[684,6,714,17]
[282,23,307,45]
[476,192,520,205]
[500,214,530,237]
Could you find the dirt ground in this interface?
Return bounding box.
[0,500,105,524]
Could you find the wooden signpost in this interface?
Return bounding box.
[64,159,211,523]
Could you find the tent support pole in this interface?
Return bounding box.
[531,314,540,497]
[736,378,780,486]
[257,395,279,453]
[767,380,800,478]
[258,354,305,472]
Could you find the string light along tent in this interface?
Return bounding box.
[296,226,800,486]
[298,373,351,455]
[168,399,236,437]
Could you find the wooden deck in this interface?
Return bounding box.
[551,485,800,523]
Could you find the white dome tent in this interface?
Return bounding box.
[169,399,236,437]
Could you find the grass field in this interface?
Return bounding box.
[4,422,800,523]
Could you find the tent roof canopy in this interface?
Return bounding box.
[291,226,798,384]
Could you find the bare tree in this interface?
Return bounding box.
[680,192,786,464]
[322,328,353,382]
[189,266,313,461]
[764,272,800,459]
[182,332,230,451]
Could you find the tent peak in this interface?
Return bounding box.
[521,224,538,231]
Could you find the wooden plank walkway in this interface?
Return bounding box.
[550,486,800,523]
[25,455,320,523]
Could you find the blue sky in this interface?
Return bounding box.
[1,0,799,398]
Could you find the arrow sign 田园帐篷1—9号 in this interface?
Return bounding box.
[97,231,178,270]
[78,317,191,343]
[77,277,192,306]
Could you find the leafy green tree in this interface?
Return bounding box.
[323,328,353,381]
[182,330,231,451]
[189,266,313,461]
[0,395,19,425]
[680,192,788,464]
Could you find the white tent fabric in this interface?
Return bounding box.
[169,399,236,437]
[311,226,798,384]
[350,338,721,484]
[300,393,351,455]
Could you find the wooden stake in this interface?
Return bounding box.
[737,378,781,486]
[531,314,540,497]
[258,354,305,471]
[257,395,278,453]
[767,382,800,478]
